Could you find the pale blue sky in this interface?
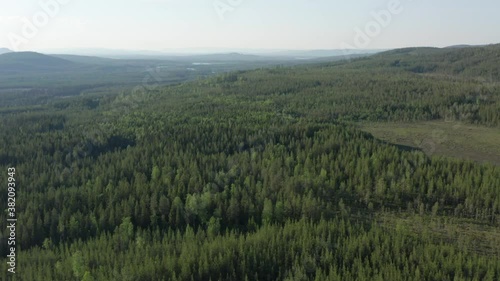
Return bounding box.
[0,0,499,51]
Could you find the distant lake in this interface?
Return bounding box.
[192,62,227,65]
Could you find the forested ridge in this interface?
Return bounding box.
[0,45,499,280]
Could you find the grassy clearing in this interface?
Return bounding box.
[376,212,500,257]
[359,121,500,165]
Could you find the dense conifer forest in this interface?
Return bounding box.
[0,45,499,280]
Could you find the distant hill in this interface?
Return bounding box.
[0,48,12,55]
[338,44,500,80]
[444,44,489,49]
[445,44,473,49]
[88,52,286,62]
[261,49,384,59]
[173,52,277,62]
[0,52,77,72]
[51,54,118,65]
[99,50,384,61]
[36,47,385,59]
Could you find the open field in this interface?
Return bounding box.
[376,212,500,257]
[359,121,500,165]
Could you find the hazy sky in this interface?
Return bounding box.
[0,0,499,51]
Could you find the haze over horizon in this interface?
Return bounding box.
[1,0,499,52]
